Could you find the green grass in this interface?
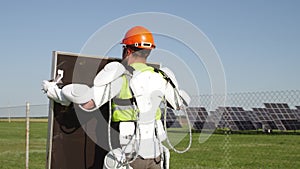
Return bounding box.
[0,122,47,169]
[1,122,300,169]
[170,133,300,169]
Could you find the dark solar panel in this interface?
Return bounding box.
[263,103,300,130]
[161,108,182,128]
[186,107,204,130]
[173,104,300,131]
[186,107,215,130]
[216,107,256,131]
[185,107,199,130]
[247,111,262,129]
[208,111,222,128]
[295,106,300,120]
[252,108,278,130]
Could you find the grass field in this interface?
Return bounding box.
[0,121,47,169]
[0,121,300,169]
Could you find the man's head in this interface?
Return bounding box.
[121,26,155,64]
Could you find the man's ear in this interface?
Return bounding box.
[127,48,134,55]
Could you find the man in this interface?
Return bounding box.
[43,26,190,169]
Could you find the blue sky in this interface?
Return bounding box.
[0,0,300,107]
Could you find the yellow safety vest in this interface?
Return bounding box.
[112,63,162,122]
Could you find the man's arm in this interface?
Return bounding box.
[42,61,125,111]
[62,61,125,111]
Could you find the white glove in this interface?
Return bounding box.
[42,80,71,106]
[42,80,57,93]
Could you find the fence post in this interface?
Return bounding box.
[25,102,30,169]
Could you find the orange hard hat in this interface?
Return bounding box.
[121,26,155,49]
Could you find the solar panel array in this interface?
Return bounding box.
[263,103,300,130]
[162,103,300,131]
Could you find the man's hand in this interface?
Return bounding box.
[42,80,58,93]
[41,80,71,106]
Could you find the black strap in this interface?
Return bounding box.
[113,65,137,106]
[153,68,176,88]
[124,65,135,75]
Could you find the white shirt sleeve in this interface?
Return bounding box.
[62,62,125,112]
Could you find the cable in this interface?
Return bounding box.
[157,67,192,153]
[162,91,192,154]
[107,82,141,168]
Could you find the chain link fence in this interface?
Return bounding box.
[0,90,299,168]
[1,90,300,118]
[190,90,300,111]
[0,104,48,120]
[188,90,300,132]
[0,90,299,131]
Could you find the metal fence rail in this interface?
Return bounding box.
[0,104,48,118]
